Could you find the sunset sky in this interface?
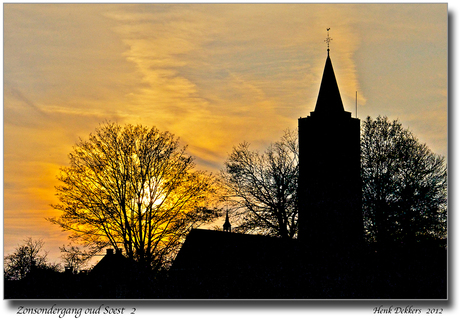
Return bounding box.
[3,3,447,264]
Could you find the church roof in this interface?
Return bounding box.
[172,228,299,273]
[169,229,308,298]
[314,52,345,115]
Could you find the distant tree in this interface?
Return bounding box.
[49,122,220,271]
[221,130,298,238]
[4,238,57,280]
[59,244,92,273]
[361,116,447,246]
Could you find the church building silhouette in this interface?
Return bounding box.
[169,43,446,299]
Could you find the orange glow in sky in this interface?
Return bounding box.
[3,3,447,264]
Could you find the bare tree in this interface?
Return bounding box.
[59,244,93,273]
[222,119,446,246]
[49,122,219,270]
[4,238,54,280]
[221,130,298,238]
[361,116,447,246]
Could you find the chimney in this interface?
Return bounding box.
[106,248,114,255]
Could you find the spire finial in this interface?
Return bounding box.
[324,28,332,55]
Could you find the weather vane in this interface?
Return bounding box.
[324,28,332,53]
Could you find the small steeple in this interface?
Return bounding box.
[314,29,345,115]
[223,211,231,232]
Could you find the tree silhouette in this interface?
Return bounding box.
[59,244,92,274]
[222,118,446,246]
[49,122,219,270]
[361,116,447,246]
[4,238,58,280]
[221,130,298,238]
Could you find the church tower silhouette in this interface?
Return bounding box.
[298,40,362,251]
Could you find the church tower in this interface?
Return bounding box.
[298,33,362,251]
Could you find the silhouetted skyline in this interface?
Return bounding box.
[4,3,447,267]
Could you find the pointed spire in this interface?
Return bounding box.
[223,211,231,232]
[314,32,345,115]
